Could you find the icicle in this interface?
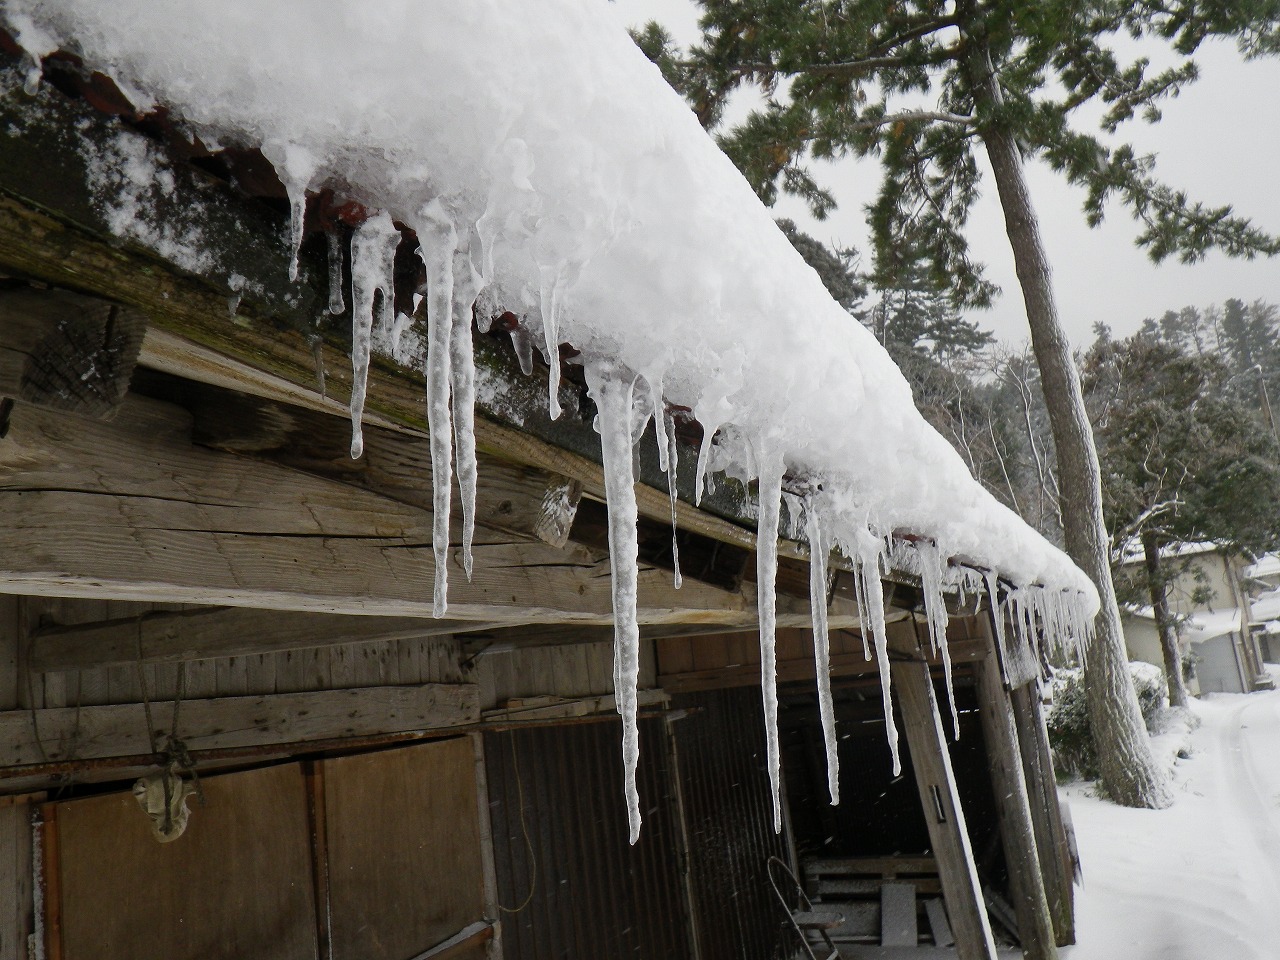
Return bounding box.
[664,410,682,589]
[347,212,401,459]
[918,541,960,741]
[583,360,643,844]
[326,229,347,315]
[754,448,786,833]
[694,421,721,506]
[538,265,565,420]
[416,203,458,618]
[857,533,901,776]
[510,325,535,376]
[451,241,484,581]
[983,570,1008,677]
[806,503,838,805]
[262,141,318,284]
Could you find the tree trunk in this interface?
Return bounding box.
[1141,530,1190,708]
[970,47,1173,809]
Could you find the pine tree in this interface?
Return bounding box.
[637,0,1280,809]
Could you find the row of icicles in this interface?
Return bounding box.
[306,206,1095,845]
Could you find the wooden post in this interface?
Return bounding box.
[892,658,997,960]
[974,649,1059,960]
[1010,682,1076,945]
[0,287,145,420]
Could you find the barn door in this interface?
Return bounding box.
[46,763,318,960]
[42,737,492,960]
[319,737,491,960]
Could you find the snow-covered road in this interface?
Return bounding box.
[1065,685,1280,959]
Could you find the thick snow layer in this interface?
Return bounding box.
[5,0,1097,607]
[1065,684,1280,959]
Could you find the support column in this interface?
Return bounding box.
[893,658,997,960]
[974,648,1059,960]
[1010,682,1076,945]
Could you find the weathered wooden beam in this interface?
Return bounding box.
[974,646,1058,960]
[28,607,504,673]
[1011,681,1076,946]
[0,396,809,625]
[0,683,478,767]
[893,656,997,960]
[0,286,145,419]
[137,369,583,548]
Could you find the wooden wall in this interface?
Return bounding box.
[8,597,470,711]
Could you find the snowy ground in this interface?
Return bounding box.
[1064,676,1280,960]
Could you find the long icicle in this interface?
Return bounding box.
[806,502,839,805]
[664,410,682,589]
[417,204,458,618]
[451,240,483,580]
[755,447,786,833]
[858,532,901,776]
[583,360,644,844]
[347,212,401,459]
[919,541,960,740]
[539,265,564,420]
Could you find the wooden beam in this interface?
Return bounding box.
[28,607,504,673]
[1011,681,1076,946]
[407,921,495,960]
[0,683,478,767]
[893,655,997,960]
[974,646,1059,960]
[138,369,583,548]
[0,286,145,419]
[0,396,781,624]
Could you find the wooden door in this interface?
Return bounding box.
[321,737,489,960]
[49,763,317,960]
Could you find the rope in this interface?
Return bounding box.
[496,731,537,914]
[135,652,203,837]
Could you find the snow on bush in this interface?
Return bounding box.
[1048,662,1168,782]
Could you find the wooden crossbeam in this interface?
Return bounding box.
[0,286,145,419]
[138,369,583,548]
[0,395,811,627]
[0,683,478,768]
[28,608,505,673]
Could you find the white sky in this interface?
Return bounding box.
[610,0,1280,348]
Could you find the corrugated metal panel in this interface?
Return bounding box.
[485,719,693,960]
[671,687,790,960]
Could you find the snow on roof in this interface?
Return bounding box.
[1246,553,1280,581]
[4,0,1100,839]
[1184,609,1244,644]
[1251,588,1280,623]
[3,0,1094,603]
[1115,538,1221,567]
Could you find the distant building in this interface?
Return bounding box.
[1118,542,1273,695]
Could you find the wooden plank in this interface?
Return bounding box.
[0,287,145,420]
[53,763,317,960]
[0,802,34,960]
[469,733,502,960]
[974,648,1058,960]
[1011,680,1076,946]
[322,738,486,960]
[880,882,918,947]
[0,396,775,625]
[407,921,495,960]
[925,898,954,947]
[160,372,583,548]
[0,683,478,767]
[0,596,18,712]
[892,658,997,960]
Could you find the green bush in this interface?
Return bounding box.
[1046,662,1168,782]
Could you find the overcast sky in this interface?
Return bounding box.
[609,0,1280,348]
